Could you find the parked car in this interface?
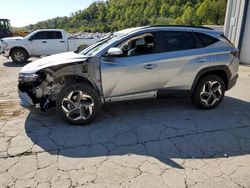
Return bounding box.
[0,19,13,39]
[18,25,239,125]
[0,29,98,63]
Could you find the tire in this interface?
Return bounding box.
[192,75,225,109]
[11,48,29,63]
[56,83,101,125]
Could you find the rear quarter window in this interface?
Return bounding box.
[220,34,234,46]
[159,31,196,52]
[195,32,219,47]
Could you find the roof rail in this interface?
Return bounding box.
[147,25,214,30]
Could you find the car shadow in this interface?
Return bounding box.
[241,63,250,67]
[25,96,250,168]
[3,57,43,67]
[3,61,31,67]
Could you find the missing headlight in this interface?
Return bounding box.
[18,73,39,83]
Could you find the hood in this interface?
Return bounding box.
[1,36,23,41]
[20,52,89,74]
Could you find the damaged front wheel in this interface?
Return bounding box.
[56,83,101,125]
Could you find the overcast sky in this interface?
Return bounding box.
[0,0,96,27]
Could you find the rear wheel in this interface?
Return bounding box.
[11,48,29,63]
[192,75,225,109]
[56,83,101,125]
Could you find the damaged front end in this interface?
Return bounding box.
[18,70,64,111]
[18,52,102,112]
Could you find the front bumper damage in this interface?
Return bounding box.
[18,83,57,112]
[18,71,61,112]
[18,73,41,110]
[18,88,52,112]
[18,90,35,109]
[17,56,102,112]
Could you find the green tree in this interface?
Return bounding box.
[160,3,171,17]
[181,6,196,25]
[25,0,228,33]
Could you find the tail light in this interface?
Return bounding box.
[231,51,240,58]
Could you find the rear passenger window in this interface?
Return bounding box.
[195,32,219,47]
[160,31,196,52]
[53,31,62,39]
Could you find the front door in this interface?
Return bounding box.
[101,32,161,98]
[29,31,50,55]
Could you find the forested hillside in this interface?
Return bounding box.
[26,0,227,33]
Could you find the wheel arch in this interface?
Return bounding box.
[39,61,103,103]
[10,46,30,57]
[191,65,231,93]
[62,75,102,96]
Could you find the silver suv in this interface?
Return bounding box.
[18,26,239,125]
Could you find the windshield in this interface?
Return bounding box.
[7,21,13,31]
[79,34,118,56]
[0,20,12,31]
[24,31,36,39]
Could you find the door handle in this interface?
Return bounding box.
[143,64,157,69]
[60,41,65,43]
[42,41,47,43]
[195,58,207,63]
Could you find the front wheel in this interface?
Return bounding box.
[56,83,101,125]
[192,75,225,109]
[11,48,29,63]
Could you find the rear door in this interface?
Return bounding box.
[47,31,67,54]
[156,31,211,90]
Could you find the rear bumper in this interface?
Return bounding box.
[228,74,238,90]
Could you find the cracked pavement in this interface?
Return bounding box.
[0,56,250,188]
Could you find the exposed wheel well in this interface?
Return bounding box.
[192,70,229,93]
[63,75,100,95]
[10,47,29,57]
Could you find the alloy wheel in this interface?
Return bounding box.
[200,80,223,107]
[14,52,25,62]
[61,90,94,121]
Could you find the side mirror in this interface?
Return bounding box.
[107,47,123,56]
[28,37,33,41]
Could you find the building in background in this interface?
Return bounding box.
[224,0,250,64]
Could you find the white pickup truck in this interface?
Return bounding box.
[0,29,99,63]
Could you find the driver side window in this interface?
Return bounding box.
[116,33,155,57]
[31,31,50,40]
